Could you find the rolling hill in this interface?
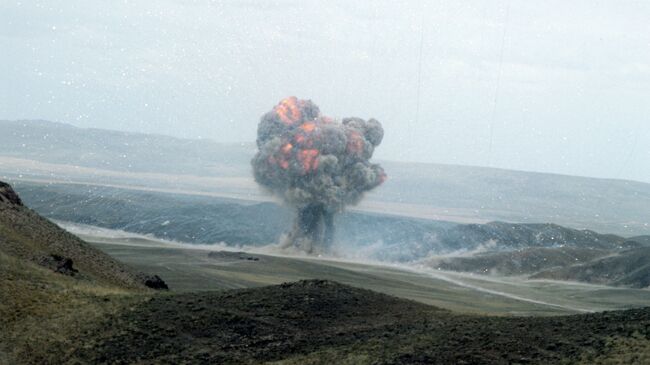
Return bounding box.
[421,247,613,276]
[533,247,650,288]
[67,279,650,365]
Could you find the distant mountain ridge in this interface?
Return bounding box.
[1,119,648,235]
[0,119,254,177]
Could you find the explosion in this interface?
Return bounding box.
[252,97,386,253]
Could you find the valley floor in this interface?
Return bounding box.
[72,224,650,316]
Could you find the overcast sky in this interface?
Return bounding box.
[1,0,649,183]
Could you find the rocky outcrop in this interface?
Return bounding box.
[142,275,169,290]
[38,254,79,276]
[0,181,22,206]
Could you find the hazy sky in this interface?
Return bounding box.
[1,1,649,183]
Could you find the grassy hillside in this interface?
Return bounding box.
[64,280,650,365]
[0,250,145,364]
[0,181,158,363]
[0,182,156,289]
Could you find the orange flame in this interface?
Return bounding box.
[298,149,320,173]
[294,134,316,148]
[274,96,302,125]
[268,150,291,170]
[281,143,293,154]
[300,122,316,133]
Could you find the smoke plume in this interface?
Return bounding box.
[252,97,386,253]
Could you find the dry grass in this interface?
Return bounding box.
[0,252,145,364]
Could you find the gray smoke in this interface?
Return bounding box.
[252,97,386,253]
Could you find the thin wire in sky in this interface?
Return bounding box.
[488,0,511,167]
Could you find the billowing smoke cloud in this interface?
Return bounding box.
[252,97,386,253]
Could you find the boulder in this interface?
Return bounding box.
[0,181,22,206]
[142,275,169,290]
[38,254,79,276]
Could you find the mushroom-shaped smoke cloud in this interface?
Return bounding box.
[252,97,386,253]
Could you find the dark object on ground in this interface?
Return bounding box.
[38,254,78,276]
[142,274,169,290]
[208,251,260,262]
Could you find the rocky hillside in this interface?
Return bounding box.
[0,182,22,205]
[1,181,169,364]
[0,181,163,289]
[66,280,650,364]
